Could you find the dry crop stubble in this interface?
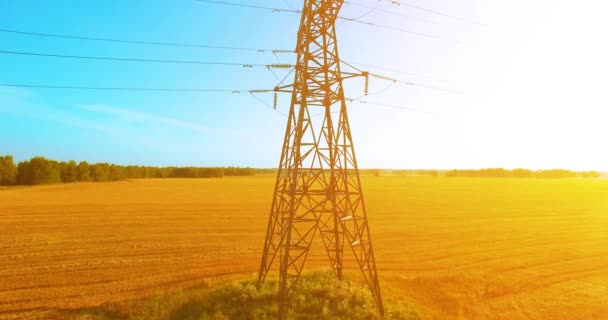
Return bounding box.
[1,176,607,319]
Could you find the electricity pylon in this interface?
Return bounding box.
[256,0,384,319]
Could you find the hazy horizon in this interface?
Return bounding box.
[3,153,607,173]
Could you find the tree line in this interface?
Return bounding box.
[364,169,440,177]
[0,155,255,186]
[1,155,601,186]
[445,168,600,179]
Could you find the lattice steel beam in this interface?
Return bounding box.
[257,1,384,318]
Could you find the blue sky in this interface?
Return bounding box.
[0,0,297,167]
[1,0,607,170]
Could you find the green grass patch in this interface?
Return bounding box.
[67,270,419,320]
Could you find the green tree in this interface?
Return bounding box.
[61,160,79,183]
[513,168,535,178]
[0,155,17,185]
[16,157,61,185]
[78,161,91,181]
[109,165,125,181]
[17,161,32,185]
[90,163,111,182]
[29,157,61,185]
[536,169,576,179]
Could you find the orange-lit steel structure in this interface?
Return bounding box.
[257,0,384,318]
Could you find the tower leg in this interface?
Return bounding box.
[335,101,384,315]
[257,0,384,318]
[277,103,324,319]
[258,108,298,286]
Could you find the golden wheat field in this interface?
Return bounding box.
[1,175,607,320]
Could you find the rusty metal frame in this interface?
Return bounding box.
[257,1,384,318]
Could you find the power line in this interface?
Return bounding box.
[363,0,492,28]
[0,83,251,92]
[0,62,462,97]
[192,0,476,46]
[0,83,436,116]
[343,0,381,21]
[0,83,288,116]
[0,83,307,97]
[349,99,436,115]
[0,28,457,86]
[343,59,456,84]
[0,50,294,68]
[344,1,452,29]
[193,0,300,13]
[340,58,462,95]
[249,92,289,117]
[370,73,468,95]
[340,17,479,47]
[0,28,293,53]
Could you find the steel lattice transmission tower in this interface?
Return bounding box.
[257,0,384,318]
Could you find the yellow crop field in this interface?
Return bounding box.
[1,176,607,320]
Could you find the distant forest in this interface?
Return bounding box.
[362,168,601,179]
[0,155,257,186]
[445,168,600,179]
[0,155,601,186]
